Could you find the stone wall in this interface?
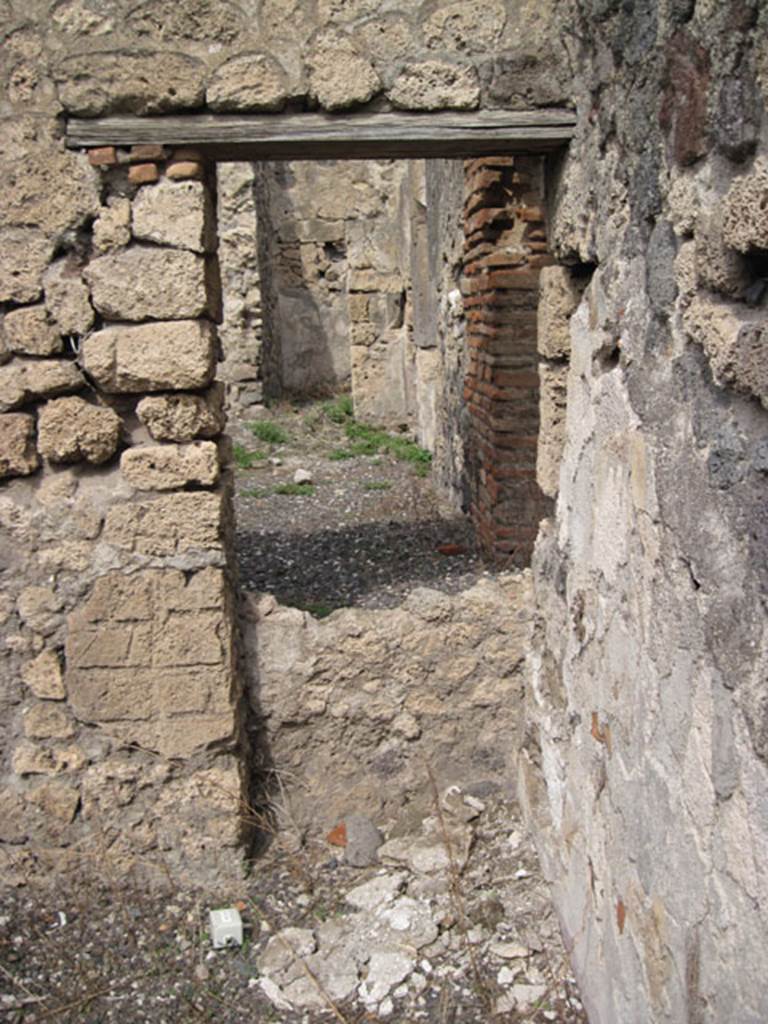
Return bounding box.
[521,2,768,1021]
[0,144,247,887]
[241,573,533,833]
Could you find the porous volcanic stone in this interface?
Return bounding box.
[0,358,83,412]
[3,305,62,356]
[132,180,215,253]
[307,30,381,111]
[82,320,216,393]
[389,60,480,110]
[0,413,39,478]
[43,258,95,336]
[21,649,66,700]
[84,247,211,321]
[723,160,768,253]
[207,52,289,112]
[37,396,122,465]
[121,441,220,490]
[136,384,225,441]
[0,228,55,303]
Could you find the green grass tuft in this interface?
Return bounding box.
[363,480,391,491]
[322,394,354,424]
[248,421,289,445]
[329,448,355,461]
[240,486,269,498]
[233,444,268,469]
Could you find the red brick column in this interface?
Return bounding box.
[462,156,553,566]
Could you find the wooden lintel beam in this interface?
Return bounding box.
[65,109,576,160]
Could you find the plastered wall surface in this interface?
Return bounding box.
[522,2,768,1021]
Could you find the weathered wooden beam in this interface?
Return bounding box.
[65,110,576,160]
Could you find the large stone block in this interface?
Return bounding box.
[54,50,206,115]
[0,228,55,303]
[207,52,289,112]
[537,266,585,360]
[82,320,216,393]
[0,413,39,478]
[3,305,62,356]
[307,30,381,111]
[684,296,768,408]
[103,491,225,556]
[132,180,215,254]
[43,258,95,336]
[722,160,768,253]
[0,358,83,412]
[38,396,122,465]
[84,247,212,321]
[126,0,244,44]
[121,441,220,490]
[137,384,225,441]
[389,60,480,110]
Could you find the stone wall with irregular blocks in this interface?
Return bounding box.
[521,2,768,1022]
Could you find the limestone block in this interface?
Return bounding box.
[121,441,220,490]
[26,781,80,823]
[37,396,122,465]
[132,180,215,254]
[54,51,206,116]
[207,52,289,112]
[11,741,86,776]
[389,61,480,111]
[695,213,749,298]
[0,413,39,478]
[684,296,768,407]
[82,320,216,393]
[17,586,64,635]
[0,119,100,243]
[537,266,585,360]
[21,648,66,699]
[137,384,225,441]
[43,258,95,335]
[0,358,83,412]
[126,0,244,44]
[84,247,211,321]
[537,362,568,498]
[722,161,768,253]
[3,305,62,356]
[103,491,225,556]
[307,30,381,111]
[93,198,131,253]
[0,228,55,303]
[24,704,76,740]
[422,0,507,53]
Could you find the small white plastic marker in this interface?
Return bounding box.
[209,907,244,949]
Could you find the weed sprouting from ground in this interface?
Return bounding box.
[325,421,432,471]
[362,481,391,491]
[322,394,354,424]
[274,481,315,497]
[233,444,268,469]
[248,421,289,445]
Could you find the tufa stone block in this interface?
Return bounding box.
[43,258,95,336]
[37,396,122,465]
[389,60,480,111]
[3,305,62,356]
[12,741,86,776]
[103,491,225,556]
[136,384,225,441]
[84,246,212,321]
[684,296,768,407]
[307,30,381,111]
[93,198,131,253]
[537,266,586,361]
[722,160,768,253]
[0,228,55,304]
[121,441,220,490]
[0,413,39,478]
[82,320,216,393]
[0,358,84,412]
[21,649,66,700]
[207,52,289,112]
[166,160,204,181]
[132,179,215,253]
[24,704,76,740]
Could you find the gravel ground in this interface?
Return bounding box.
[232,400,487,612]
[0,794,587,1024]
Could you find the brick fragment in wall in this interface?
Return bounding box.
[0,358,84,412]
[84,247,213,321]
[0,412,39,478]
[128,162,159,185]
[37,396,122,465]
[2,305,62,356]
[43,259,95,336]
[88,146,117,167]
[132,179,216,253]
[137,385,225,441]
[82,320,216,393]
[103,491,225,557]
[120,441,220,491]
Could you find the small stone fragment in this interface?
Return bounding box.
[12,741,86,776]
[24,704,76,740]
[0,358,84,412]
[38,396,122,465]
[43,258,95,336]
[207,52,289,112]
[343,813,383,867]
[26,781,80,822]
[17,586,63,636]
[0,413,39,478]
[389,60,480,111]
[3,305,62,356]
[345,872,406,911]
[93,198,131,253]
[120,441,219,490]
[293,468,313,485]
[166,161,203,181]
[0,228,56,303]
[22,649,66,700]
